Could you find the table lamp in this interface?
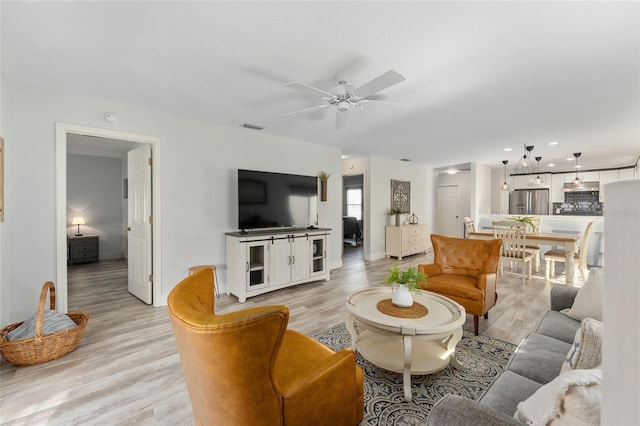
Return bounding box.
[72,216,85,236]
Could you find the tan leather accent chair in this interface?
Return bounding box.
[167,269,364,426]
[418,234,502,336]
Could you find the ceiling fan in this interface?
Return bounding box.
[282,70,407,129]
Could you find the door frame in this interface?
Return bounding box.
[55,123,162,312]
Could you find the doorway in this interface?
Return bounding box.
[55,123,162,313]
[342,174,364,261]
[437,185,460,237]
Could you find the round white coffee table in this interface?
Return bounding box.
[345,287,466,402]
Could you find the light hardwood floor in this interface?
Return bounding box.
[0,244,581,425]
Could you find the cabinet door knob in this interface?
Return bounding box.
[124,226,131,232]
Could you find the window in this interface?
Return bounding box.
[346,188,362,220]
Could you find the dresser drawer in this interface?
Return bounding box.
[68,235,99,265]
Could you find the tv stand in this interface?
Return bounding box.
[225,228,331,303]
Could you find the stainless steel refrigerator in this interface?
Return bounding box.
[509,189,549,215]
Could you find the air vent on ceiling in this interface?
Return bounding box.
[242,123,265,131]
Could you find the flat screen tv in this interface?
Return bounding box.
[238,169,318,231]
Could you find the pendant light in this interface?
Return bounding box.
[572,153,583,187]
[513,144,536,175]
[532,156,544,185]
[501,160,510,191]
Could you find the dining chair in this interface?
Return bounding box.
[523,217,542,272]
[493,220,533,285]
[544,220,595,282]
[463,217,475,237]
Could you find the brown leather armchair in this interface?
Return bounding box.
[167,268,364,426]
[418,234,502,336]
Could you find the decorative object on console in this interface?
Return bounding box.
[408,212,419,224]
[318,170,330,201]
[388,207,403,226]
[391,179,410,214]
[72,216,85,236]
[501,160,510,191]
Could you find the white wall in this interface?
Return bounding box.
[1,80,343,323]
[471,162,492,218]
[67,154,124,260]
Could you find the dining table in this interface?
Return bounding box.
[468,231,581,285]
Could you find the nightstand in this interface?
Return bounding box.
[68,235,99,265]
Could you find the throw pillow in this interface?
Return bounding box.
[7,310,77,341]
[514,368,601,425]
[567,268,603,321]
[561,318,603,373]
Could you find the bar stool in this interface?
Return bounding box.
[189,265,220,298]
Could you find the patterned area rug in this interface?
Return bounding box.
[312,323,516,425]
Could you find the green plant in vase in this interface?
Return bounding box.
[383,264,427,307]
[510,215,537,232]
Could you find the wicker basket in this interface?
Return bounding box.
[0,281,89,367]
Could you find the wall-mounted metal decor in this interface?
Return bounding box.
[391,179,410,213]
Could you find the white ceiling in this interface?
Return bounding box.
[2,1,638,173]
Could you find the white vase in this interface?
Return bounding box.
[392,284,413,307]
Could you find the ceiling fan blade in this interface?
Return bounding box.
[360,99,411,107]
[354,70,406,98]
[335,109,349,130]
[283,82,335,99]
[281,104,330,118]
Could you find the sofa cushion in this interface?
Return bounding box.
[535,309,581,345]
[507,334,571,384]
[514,368,601,425]
[479,370,542,416]
[561,318,603,373]
[566,268,603,321]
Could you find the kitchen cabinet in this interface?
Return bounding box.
[568,171,599,183]
[598,170,618,202]
[226,229,330,303]
[619,168,635,181]
[550,174,565,203]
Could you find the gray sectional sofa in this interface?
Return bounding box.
[427,285,581,425]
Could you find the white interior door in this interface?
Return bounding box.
[437,185,460,237]
[127,145,152,304]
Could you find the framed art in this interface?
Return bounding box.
[391,179,410,213]
[123,178,128,199]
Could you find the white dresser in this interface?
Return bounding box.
[385,225,428,259]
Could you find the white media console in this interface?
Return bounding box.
[226,228,331,303]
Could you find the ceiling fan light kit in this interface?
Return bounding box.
[282,69,406,129]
